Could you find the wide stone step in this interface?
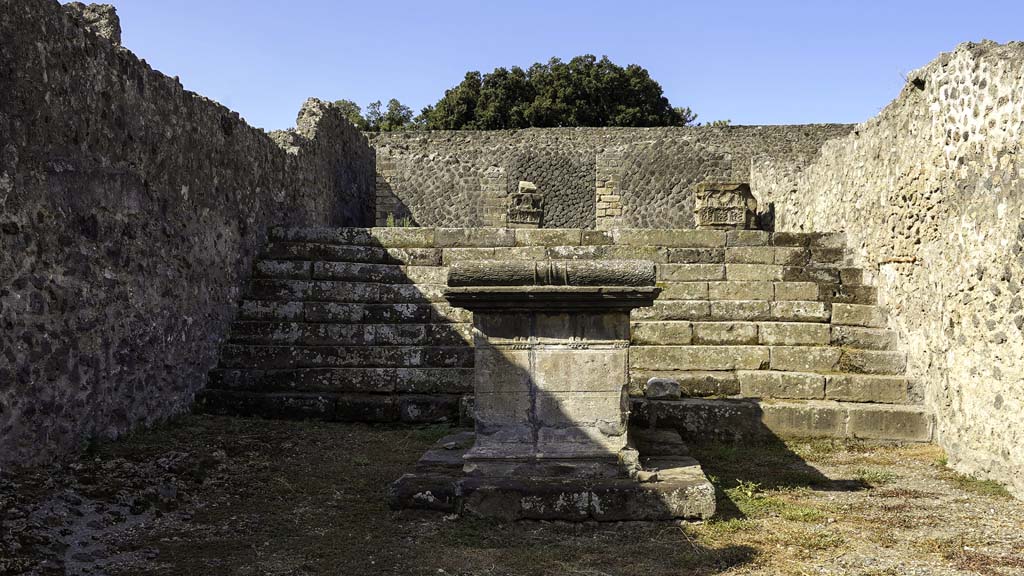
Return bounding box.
[631,321,833,346]
[237,301,472,324]
[631,346,906,375]
[631,300,830,323]
[198,389,462,423]
[264,242,443,266]
[208,367,473,394]
[824,374,912,404]
[768,347,906,375]
[217,344,474,369]
[253,260,450,285]
[631,346,770,371]
[631,397,933,442]
[831,303,888,328]
[830,326,897,350]
[628,370,740,397]
[227,321,472,346]
[244,279,446,303]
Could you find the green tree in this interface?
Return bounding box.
[363,99,416,132]
[420,55,696,130]
[332,99,369,130]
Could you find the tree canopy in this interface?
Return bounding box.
[337,55,699,131]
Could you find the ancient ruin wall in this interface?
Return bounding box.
[369,125,853,229]
[753,41,1024,498]
[0,0,375,465]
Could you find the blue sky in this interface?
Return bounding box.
[100,1,1022,130]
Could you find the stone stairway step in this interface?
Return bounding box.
[818,284,878,305]
[227,322,472,346]
[264,242,443,266]
[737,370,825,400]
[199,389,462,423]
[629,370,740,397]
[217,344,474,370]
[832,303,887,328]
[631,346,770,371]
[244,279,446,303]
[253,260,312,280]
[768,346,906,375]
[237,301,471,324]
[208,367,473,394]
[631,397,932,442]
[831,326,897,350]
[836,349,908,375]
[631,300,830,323]
[693,322,759,345]
[825,374,911,404]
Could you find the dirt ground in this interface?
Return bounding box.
[2,414,1022,576]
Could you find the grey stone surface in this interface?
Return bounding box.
[370,125,852,229]
[0,1,374,466]
[754,41,1024,497]
[644,378,682,400]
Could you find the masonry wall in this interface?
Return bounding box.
[752,41,1024,498]
[369,125,853,230]
[0,0,375,465]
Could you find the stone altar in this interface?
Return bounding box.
[390,260,716,521]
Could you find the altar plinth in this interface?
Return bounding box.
[390,260,716,521]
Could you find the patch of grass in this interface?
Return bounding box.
[853,468,898,486]
[779,504,826,523]
[917,534,1024,575]
[944,472,1013,498]
[789,529,845,551]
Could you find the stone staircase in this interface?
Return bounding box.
[199,227,933,443]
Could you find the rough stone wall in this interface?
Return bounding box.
[369,125,852,230]
[0,0,374,466]
[752,41,1024,498]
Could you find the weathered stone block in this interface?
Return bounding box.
[691,322,759,345]
[658,282,709,300]
[773,247,810,266]
[738,371,825,399]
[773,281,819,301]
[630,345,769,371]
[666,248,725,264]
[254,260,312,280]
[708,281,773,300]
[726,230,770,246]
[726,264,784,281]
[837,349,907,375]
[631,301,711,321]
[770,346,841,372]
[710,301,771,321]
[658,264,726,282]
[533,349,628,393]
[435,228,516,248]
[830,326,897,350]
[369,227,437,248]
[758,322,831,346]
[514,228,583,246]
[760,401,846,438]
[631,321,693,345]
[832,303,887,328]
[630,371,739,397]
[644,377,682,399]
[846,404,933,441]
[399,395,461,423]
[613,229,726,248]
[725,247,775,264]
[770,301,830,322]
[825,375,909,403]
